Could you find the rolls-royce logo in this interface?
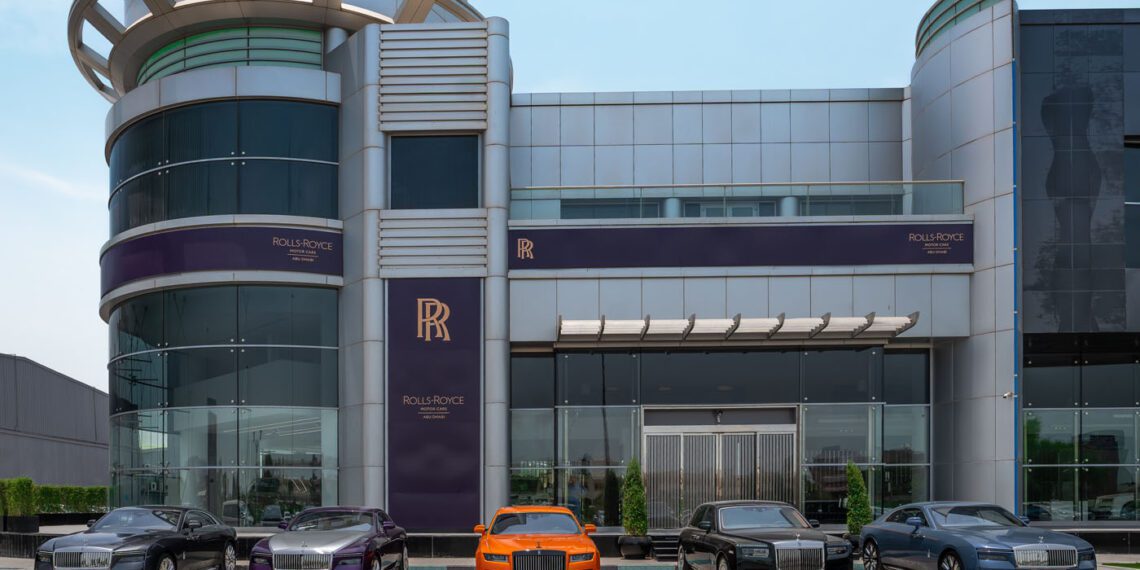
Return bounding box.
[416,298,451,342]
[517,238,534,260]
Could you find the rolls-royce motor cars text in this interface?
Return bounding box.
[860,503,1095,570]
[249,507,408,570]
[475,506,600,570]
[36,507,237,570]
[677,501,853,570]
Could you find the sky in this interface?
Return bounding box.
[0,0,1137,391]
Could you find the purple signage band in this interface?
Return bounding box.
[387,278,482,532]
[509,223,973,270]
[100,226,343,295]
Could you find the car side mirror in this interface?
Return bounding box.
[277,521,289,530]
[86,519,97,528]
[382,520,397,532]
[906,517,923,531]
[583,524,596,535]
[808,519,821,528]
[473,524,487,534]
[185,519,203,532]
[697,521,712,532]
[1018,515,1031,525]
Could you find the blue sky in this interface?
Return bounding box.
[0,0,1136,390]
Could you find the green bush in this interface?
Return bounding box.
[7,478,36,517]
[86,487,108,513]
[620,458,648,536]
[0,480,8,517]
[845,461,873,535]
[36,486,62,514]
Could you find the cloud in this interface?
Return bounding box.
[0,161,105,202]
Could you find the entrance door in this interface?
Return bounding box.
[644,427,797,529]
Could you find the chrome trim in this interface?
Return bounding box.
[511,551,565,570]
[272,553,333,570]
[53,549,113,569]
[1012,545,1078,569]
[772,541,825,570]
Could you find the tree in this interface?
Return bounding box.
[621,458,647,536]
[845,461,872,535]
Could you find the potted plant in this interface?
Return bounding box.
[844,461,872,550]
[617,458,652,559]
[7,477,39,533]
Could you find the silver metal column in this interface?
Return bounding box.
[482,16,511,523]
[664,197,682,218]
[325,27,347,53]
[779,196,798,217]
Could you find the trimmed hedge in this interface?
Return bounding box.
[0,480,108,515]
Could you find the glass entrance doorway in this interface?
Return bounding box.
[643,410,797,529]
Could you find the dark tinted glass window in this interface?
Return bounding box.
[883,351,929,404]
[557,353,602,405]
[1081,355,1137,407]
[165,162,238,219]
[115,292,164,356]
[390,135,479,209]
[1024,409,1078,464]
[238,347,337,407]
[109,352,165,413]
[238,161,337,218]
[165,288,237,347]
[1024,354,1080,407]
[238,286,337,346]
[112,173,165,235]
[165,348,237,407]
[603,353,639,405]
[111,113,164,185]
[803,348,880,403]
[238,100,337,161]
[166,102,238,163]
[641,351,800,405]
[511,355,555,408]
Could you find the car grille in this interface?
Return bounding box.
[1013,546,1078,568]
[53,551,112,569]
[272,553,334,570]
[774,545,825,570]
[512,551,565,570]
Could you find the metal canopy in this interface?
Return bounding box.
[557,311,919,343]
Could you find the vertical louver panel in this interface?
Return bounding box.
[379,22,489,131]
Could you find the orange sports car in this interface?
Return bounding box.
[474,506,601,570]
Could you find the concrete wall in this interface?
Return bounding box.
[910,0,1017,508]
[0,355,109,485]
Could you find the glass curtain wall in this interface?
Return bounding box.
[1023,334,1140,522]
[108,285,338,523]
[509,348,930,527]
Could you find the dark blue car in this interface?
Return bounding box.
[860,502,1095,570]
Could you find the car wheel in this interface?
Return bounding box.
[402,545,409,570]
[371,556,380,570]
[157,555,176,570]
[939,551,962,570]
[676,547,687,570]
[862,539,881,570]
[223,543,237,570]
[717,554,731,570]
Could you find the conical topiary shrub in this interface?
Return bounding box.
[845,461,872,536]
[617,458,651,559]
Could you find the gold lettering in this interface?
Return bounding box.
[416,298,451,342]
[517,238,534,260]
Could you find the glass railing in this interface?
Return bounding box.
[509,181,964,221]
[915,0,1001,57]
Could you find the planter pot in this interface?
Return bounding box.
[844,533,861,551]
[617,535,652,560]
[7,515,39,533]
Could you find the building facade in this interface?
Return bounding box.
[0,354,109,485]
[65,0,1137,532]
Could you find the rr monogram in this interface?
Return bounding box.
[516,238,534,260]
[416,298,451,342]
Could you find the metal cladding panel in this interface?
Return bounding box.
[378,210,488,276]
[387,278,482,531]
[379,23,489,131]
[508,223,973,270]
[100,227,343,295]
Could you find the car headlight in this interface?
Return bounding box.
[569,553,594,562]
[737,545,770,559]
[36,552,52,564]
[483,554,509,563]
[251,555,271,566]
[977,549,1013,563]
[1078,550,1096,562]
[827,545,849,557]
[336,558,362,566]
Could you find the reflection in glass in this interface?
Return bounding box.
[802,349,879,403]
[883,406,929,464]
[1024,467,1078,522]
[640,351,799,405]
[510,469,555,506]
[802,465,871,525]
[166,348,237,408]
[1024,410,1078,464]
[237,347,337,407]
[390,135,479,209]
[801,405,877,464]
[558,407,639,467]
[511,409,554,468]
[877,466,929,510]
[1082,359,1136,407]
[1080,410,1137,464]
[511,355,554,409]
[556,468,624,528]
[165,288,236,347]
[883,351,929,405]
[1082,466,1137,521]
[237,408,338,468]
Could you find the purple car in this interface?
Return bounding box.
[250,507,407,570]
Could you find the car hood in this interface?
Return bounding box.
[722,528,837,545]
[44,530,174,551]
[946,527,1091,549]
[482,534,595,553]
[267,531,371,554]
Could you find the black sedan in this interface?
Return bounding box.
[678,501,853,570]
[36,506,237,570]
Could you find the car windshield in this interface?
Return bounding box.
[91,508,181,532]
[719,506,810,530]
[931,506,1023,528]
[491,513,580,535]
[289,511,374,532]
